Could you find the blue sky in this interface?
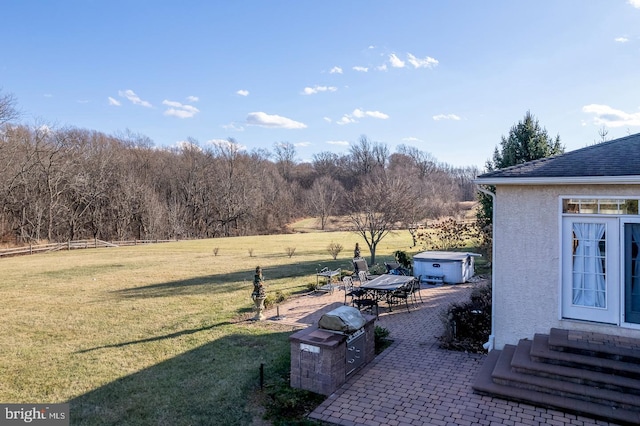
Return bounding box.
[2,1,640,168]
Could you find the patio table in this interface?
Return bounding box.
[360,274,416,311]
[315,268,341,293]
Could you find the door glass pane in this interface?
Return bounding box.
[572,223,606,308]
[625,224,640,323]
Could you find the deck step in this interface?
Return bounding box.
[512,338,640,395]
[493,344,640,410]
[473,329,640,425]
[549,328,640,364]
[472,348,640,425]
[531,333,640,379]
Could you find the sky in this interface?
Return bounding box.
[1,0,640,168]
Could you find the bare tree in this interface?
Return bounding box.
[344,173,414,265]
[307,176,342,230]
[349,135,388,176]
[0,89,20,126]
[273,141,296,181]
[211,138,255,236]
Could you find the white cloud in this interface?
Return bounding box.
[37,124,52,135]
[222,122,245,131]
[377,64,388,71]
[246,112,307,129]
[302,85,337,95]
[628,0,640,8]
[433,113,461,121]
[43,94,53,98]
[337,115,357,125]
[237,89,249,96]
[294,141,311,147]
[162,99,200,118]
[186,95,199,102]
[615,36,629,43]
[207,139,247,151]
[365,110,389,119]
[353,108,389,119]
[323,116,332,123]
[327,140,350,146]
[402,137,422,142]
[407,53,439,69]
[582,104,640,127]
[108,97,121,106]
[175,140,202,151]
[330,66,343,74]
[77,100,89,104]
[338,108,389,124]
[118,89,152,107]
[389,53,405,68]
[353,66,369,72]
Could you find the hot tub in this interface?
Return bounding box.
[413,251,481,284]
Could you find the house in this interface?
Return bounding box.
[476,132,640,349]
[472,133,640,423]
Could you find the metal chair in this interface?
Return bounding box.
[385,261,410,276]
[353,257,373,280]
[390,282,413,313]
[342,276,355,305]
[411,276,424,304]
[351,288,379,317]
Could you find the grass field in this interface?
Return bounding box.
[0,230,420,425]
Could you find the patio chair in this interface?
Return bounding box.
[353,257,373,280]
[351,288,378,317]
[342,276,355,305]
[410,276,424,304]
[358,270,369,285]
[390,281,414,313]
[384,261,410,276]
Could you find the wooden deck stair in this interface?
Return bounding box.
[473,328,640,425]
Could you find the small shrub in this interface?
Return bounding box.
[213,247,219,256]
[374,326,392,354]
[393,250,412,270]
[327,242,343,260]
[260,355,326,425]
[368,263,386,275]
[264,291,287,310]
[285,247,296,258]
[263,383,325,425]
[439,283,491,353]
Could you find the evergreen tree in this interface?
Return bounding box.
[476,111,564,258]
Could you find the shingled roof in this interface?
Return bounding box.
[476,132,640,184]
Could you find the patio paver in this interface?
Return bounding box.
[266,280,620,426]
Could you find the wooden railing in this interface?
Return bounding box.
[0,239,177,258]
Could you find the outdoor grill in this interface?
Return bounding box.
[289,306,376,395]
[318,306,368,375]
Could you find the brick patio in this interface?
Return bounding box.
[266,281,620,426]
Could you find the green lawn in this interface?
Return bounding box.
[0,231,415,425]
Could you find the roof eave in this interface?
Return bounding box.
[474,176,640,186]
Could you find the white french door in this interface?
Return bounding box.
[562,217,619,324]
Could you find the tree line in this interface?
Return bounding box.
[0,91,478,246]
